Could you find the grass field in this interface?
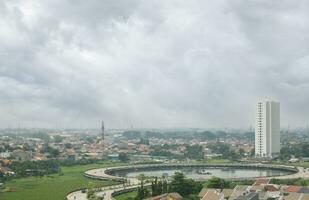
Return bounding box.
[272,160,309,168]
[114,191,137,200]
[0,162,123,200]
[288,162,309,168]
[195,159,234,164]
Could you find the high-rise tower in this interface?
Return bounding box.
[255,98,280,158]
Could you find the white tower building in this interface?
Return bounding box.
[255,98,280,158]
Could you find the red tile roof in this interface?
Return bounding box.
[286,186,302,193]
[254,178,270,186]
[265,185,279,192]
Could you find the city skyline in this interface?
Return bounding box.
[2,1,309,200]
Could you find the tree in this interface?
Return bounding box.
[200,131,216,140]
[40,145,59,158]
[185,145,204,160]
[139,138,149,145]
[87,182,95,200]
[239,148,245,156]
[162,179,168,194]
[123,131,142,139]
[54,135,64,143]
[250,148,255,156]
[169,172,202,197]
[119,153,129,162]
[230,149,239,160]
[208,142,230,158]
[135,176,150,200]
[137,174,146,182]
[10,160,60,178]
[205,177,230,189]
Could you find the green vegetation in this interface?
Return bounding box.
[0,162,122,200]
[10,160,60,178]
[128,172,202,200]
[119,153,129,162]
[169,172,202,197]
[151,177,168,196]
[150,149,174,158]
[280,142,309,160]
[185,145,204,160]
[270,178,309,186]
[207,142,239,160]
[204,177,254,189]
[274,160,309,168]
[115,191,138,200]
[204,159,233,164]
[290,162,309,168]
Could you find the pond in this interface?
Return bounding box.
[111,166,292,180]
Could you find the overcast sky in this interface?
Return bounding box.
[1,0,309,129]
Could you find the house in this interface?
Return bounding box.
[235,192,259,200]
[11,150,32,162]
[299,187,309,194]
[301,194,309,200]
[201,190,224,200]
[0,151,11,159]
[284,192,302,200]
[199,188,216,198]
[107,154,119,161]
[265,184,281,199]
[286,186,309,194]
[222,189,234,199]
[230,185,251,200]
[253,179,269,186]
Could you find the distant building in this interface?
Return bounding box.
[107,154,119,161]
[11,150,32,162]
[255,98,280,158]
[0,151,11,159]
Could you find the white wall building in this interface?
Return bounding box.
[255,98,280,158]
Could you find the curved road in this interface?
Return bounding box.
[67,163,309,200]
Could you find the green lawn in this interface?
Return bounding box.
[0,162,124,200]
[272,160,309,168]
[194,159,234,164]
[114,191,137,200]
[289,162,309,168]
[205,159,233,164]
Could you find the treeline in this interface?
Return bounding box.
[207,142,241,160]
[280,142,309,160]
[132,174,254,200]
[9,160,60,178]
[270,178,309,186]
[150,142,246,160]
[205,177,254,189]
[134,172,202,200]
[184,142,242,160]
[122,130,254,141]
[151,177,168,196]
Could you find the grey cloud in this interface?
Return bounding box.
[0,0,309,129]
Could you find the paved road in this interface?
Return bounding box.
[269,166,309,179]
[67,163,309,200]
[67,180,145,200]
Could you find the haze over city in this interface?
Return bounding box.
[3,2,309,200]
[1,1,309,129]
